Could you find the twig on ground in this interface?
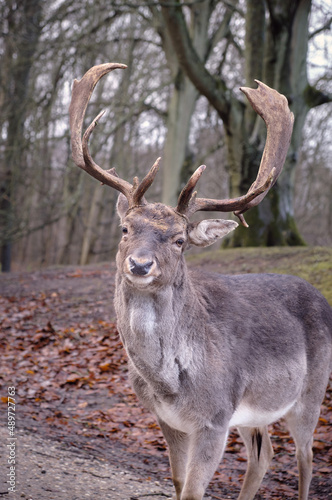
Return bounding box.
[130,493,171,499]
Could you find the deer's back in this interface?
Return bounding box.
[189,270,332,379]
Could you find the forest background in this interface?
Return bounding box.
[0,0,331,272]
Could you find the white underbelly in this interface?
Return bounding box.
[156,399,296,435]
[229,400,296,428]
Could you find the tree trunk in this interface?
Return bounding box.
[80,184,102,265]
[230,0,307,246]
[0,0,43,271]
[162,75,198,206]
[151,2,212,206]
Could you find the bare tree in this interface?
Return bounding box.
[159,0,332,245]
[0,0,43,271]
[3,1,169,269]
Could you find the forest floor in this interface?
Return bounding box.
[1,247,331,500]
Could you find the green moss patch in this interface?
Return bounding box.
[187,246,332,305]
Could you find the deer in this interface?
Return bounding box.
[69,63,332,500]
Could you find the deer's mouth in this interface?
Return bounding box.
[125,273,156,288]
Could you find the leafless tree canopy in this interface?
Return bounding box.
[0,0,331,271]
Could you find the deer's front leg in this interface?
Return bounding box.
[181,426,229,500]
[158,419,190,500]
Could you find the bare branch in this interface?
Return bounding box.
[160,1,231,122]
[303,84,332,108]
[309,16,332,39]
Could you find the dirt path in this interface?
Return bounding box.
[0,426,173,500]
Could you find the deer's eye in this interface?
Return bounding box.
[175,238,184,248]
[122,227,128,234]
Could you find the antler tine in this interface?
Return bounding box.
[177,171,275,222]
[176,81,294,226]
[81,109,132,196]
[132,157,161,206]
[176,165,206,215]
[70,63,135,200]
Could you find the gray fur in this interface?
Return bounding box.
[114,201,332,500]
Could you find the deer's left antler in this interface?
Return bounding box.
[176,81,294,226]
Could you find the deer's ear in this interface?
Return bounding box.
[188,219,238,247]
[116,193,129,220]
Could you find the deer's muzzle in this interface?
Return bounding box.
[129,256,154,276]
[124,251,159,284]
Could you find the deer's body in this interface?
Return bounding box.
[113,202,332,500]
[70,64,332,499]
[116,269,331,436]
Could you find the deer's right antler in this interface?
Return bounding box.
[176,81,294,226]
[69,63,160,208]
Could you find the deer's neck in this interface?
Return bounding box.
[115,261,200,395]
[116,261,196,340]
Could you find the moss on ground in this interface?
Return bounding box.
[187,246,332,306]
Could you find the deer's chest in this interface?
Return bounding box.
[129,297,157,338]
[122,293,192,397]
[124,295,172,367]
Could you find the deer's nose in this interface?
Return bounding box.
[128,256,154,276]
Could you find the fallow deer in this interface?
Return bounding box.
[69,63,332,500]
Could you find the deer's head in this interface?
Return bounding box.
[69,63,294,289]
[115,196,238,289]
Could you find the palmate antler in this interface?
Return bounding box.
[70,65,294,225]
[69,63,160,208]
[176,80,294,226]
